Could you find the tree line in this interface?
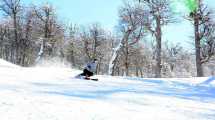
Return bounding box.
[0,0,214,77]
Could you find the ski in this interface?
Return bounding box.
[84,77,98,81]
[75,75,98,81]
[90,78,98,81]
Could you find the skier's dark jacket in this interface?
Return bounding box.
[81,59,98,76]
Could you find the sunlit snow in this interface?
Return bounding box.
[0,59,215,120]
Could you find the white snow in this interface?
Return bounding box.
[0,59,215,120]
[0,59,20,68]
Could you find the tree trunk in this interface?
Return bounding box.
[21,17,32,66]
[125,37,129,76]
[194,14,203,77]
[136,66,139,76]
[93,31,98,59]
[155,15,162,78]
[13,13,19,64]
[108,29,131,76]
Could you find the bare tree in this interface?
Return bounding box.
[109,2,145,76]
[19,8,35,66]
[66,24,79,66]
[138,0,174,77]
[80,24,105,61]
[187,0,215,76]
[0,23,10,60]
[0,0,22,64]
[34,4,63,63]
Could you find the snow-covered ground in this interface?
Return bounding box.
[0,59,215,120]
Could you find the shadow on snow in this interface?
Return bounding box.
[30,77,215,102]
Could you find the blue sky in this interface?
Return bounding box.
[23,0,122,30]
[16,0,215,50]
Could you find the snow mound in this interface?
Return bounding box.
[0,59,20,68]
[200,76,215,86]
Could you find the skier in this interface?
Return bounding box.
[78,59,98,80]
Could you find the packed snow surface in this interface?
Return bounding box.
[0,59,215,120]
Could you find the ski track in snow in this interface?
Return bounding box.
[0,59,215,120]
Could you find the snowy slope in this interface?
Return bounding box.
[0,59,215,120]
[0,59,20,68]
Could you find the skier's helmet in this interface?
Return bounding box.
[93,58,98,62]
